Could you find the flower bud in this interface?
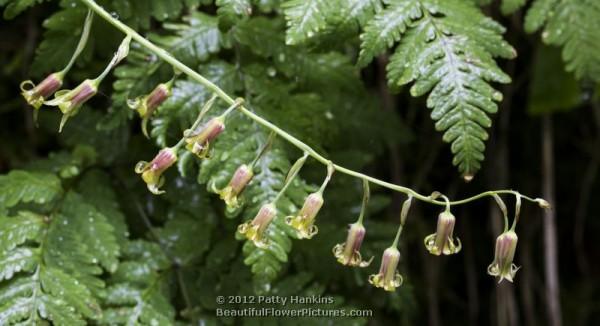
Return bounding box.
[128,83,171,137]
[185,117,225,158]
[237,203,277,248]
[368,247,403,291]
[44,79,98,131]
[535,198,551,210]
[333,222,372,267]
[20,73,63,109]
[424,211,461,256]
[214,164,254,208]
[285,192,323,239]
[487,230,520,283]
[135,147,178,195]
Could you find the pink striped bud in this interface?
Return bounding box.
[135,147,178,195]
[285,192,323,239]
[368,247,403,291]
[333,222,372,267]
[487,230,520,283]
[185,117,225,158]
[424,211,461,256]
[237,203,277,248]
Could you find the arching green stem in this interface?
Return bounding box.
[79,0,546,211]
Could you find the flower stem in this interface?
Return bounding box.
[80,0,545,210]
[356,179,370,225]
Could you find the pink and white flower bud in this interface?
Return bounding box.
[487,230,520,283]
[135,147,178,195]
[128,83,172,137]
[285,192,324,239]
[333,222,372,267]
[369,247,403,291]
[185,117,225,158]
[237,203,277,248]
[214,164,254,208]
[424,211,461,256]
[20,73,63,109]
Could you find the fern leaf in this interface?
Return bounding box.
[524,0,557,33]
[282,0,332,45]
[0,171,62,208]
[100,240,174,325]
[216,0,252,23]
[363,0,514,177]
[526,0,600,81]
[501,0,526,15]
[0,0,49,19]
[358,0,420,67]
[60,192,120,273]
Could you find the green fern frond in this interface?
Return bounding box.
[501,0,526,15]
[100,240,174,325]
[0,0,49,19]
[357,0,420,67]
[526,0,600,81]
[216,0,252,24]
[0,171,62,209]
[361,0,514,177]
[282,0,333,45]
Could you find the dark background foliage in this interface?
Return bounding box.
[0,0,599,325]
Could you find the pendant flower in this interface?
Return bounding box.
[128,82,172,137]
[237,203,277,248]
[285,192,324,239]
[333,222,372,267]
[487,230,520,283]
[184,117,225,158]
[424,211,462,256]
[369,247,403,291]
[135,147,178,195]
[44,79,98,132]
[20,72,64,110]
[213,164,254,208]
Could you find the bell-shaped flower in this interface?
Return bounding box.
[44,79,98,132]
[285,192,324,239]
[128,82,172,137]
[369,247,403,291]
[487,230,520,283]
[135,147,178,195]
[424,211,462,255]
[213,164,254,208]
[184,117,225,158]
[237,203,277,248]
[20,72,64,109]
[333,222,372,267]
